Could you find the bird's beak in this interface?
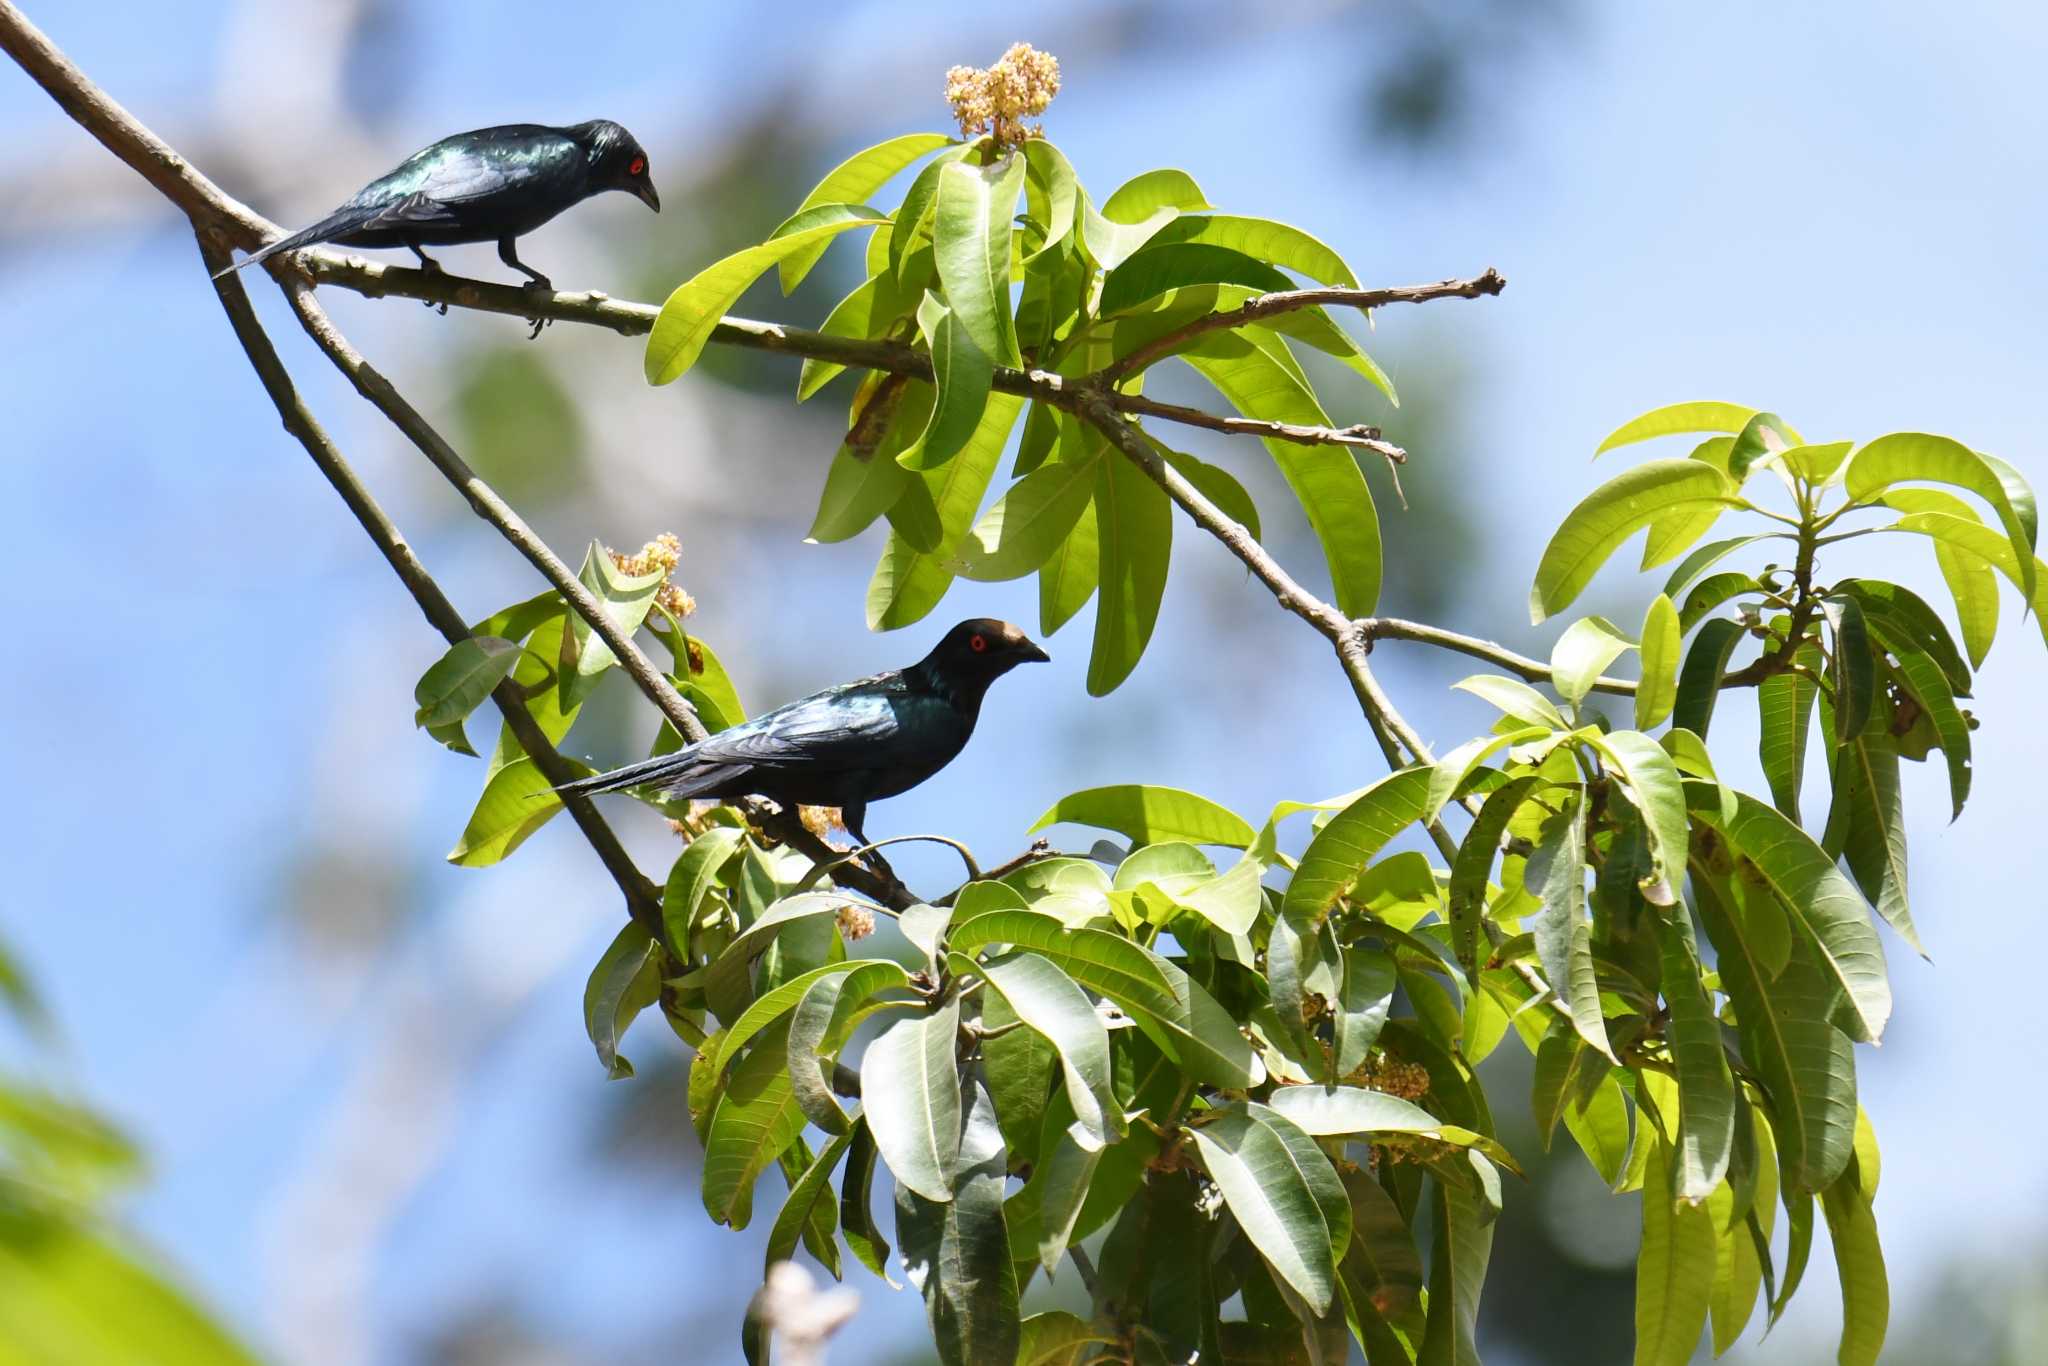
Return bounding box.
[1018,641,1051,664]
[635,181,662,213]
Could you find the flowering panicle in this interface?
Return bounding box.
[945,42,1061,148]
[608,532,696,621]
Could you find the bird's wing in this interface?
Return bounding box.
[347,130,581,227]
[689,679,951,774]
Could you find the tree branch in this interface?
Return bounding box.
[1101,268,1509,383]
[1358,617,1638,696]
[277,279,914,910]
[1,2,1439,469]
[193,226,665,934]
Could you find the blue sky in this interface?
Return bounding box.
[3,2,2045,1361]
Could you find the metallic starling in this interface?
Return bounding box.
[555,619,1049,848]
[216,120,659,333]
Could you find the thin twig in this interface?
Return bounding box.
[192,226,665,934]
[1102,267,1508,383]
[1358,617,1637,696]
[1108,390,1410,463]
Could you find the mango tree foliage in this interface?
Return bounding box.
[421,106,2040,1366]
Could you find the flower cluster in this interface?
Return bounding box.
[1345,1051,1432,1102]
[834,902,877,943]
[608,532,696,621]
[944,42,1061,147]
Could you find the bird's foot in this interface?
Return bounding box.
[422,298,449,315]
[522,277,554,340]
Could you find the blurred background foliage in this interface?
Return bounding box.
[3,0,2045,1362]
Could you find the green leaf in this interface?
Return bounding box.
[1030,783,1255,848]
[1830,732,1920,955]
[1934,535,2000,667]
[1661,534,1769,600]
[979,952,1120,1147]
[954,456,1097,581]
[789,961,913,1135]
[1846,431,2036,604]
[1633,1136,1717,1366]
[763,1126,856,1273]
[1551,615,1634,706]
[1635,595,1682,729]
[1699,793,1891,1042]
[1822,597,1876,746]
[895,1076,1020,1366]
[1654,915,1735,1201]
[583,923,661,1080]
[808,382,929,542]
[1087,444,1172,695]
[1836,575,1972,694]
[1584,731,1690,906]
[861,1001,962,1204]
[412,636,519,739]
[559,542,668,711]
[1160,447,1264,540]
[1452,673,1570,729]
[1100,242,1293,315]
[1150,214,1361,286]
[1418,1177,1494,1366]
[867,393,1026,630]
[1449,777,1540,980]
[0,1203,267,1366]
[1185,336,1383,617]
[1283,767,1431,926]
[1694,873,1857,1193]
[1820,1171,1889,1366]
[890,145,975,281]
[1020,141,1080,265]
[662,827,745,960]
[1425,727,1548,823]
[701,893,851,1024]
[841,1122,894,1282]
[1595,401,1770,454]
[1757,642,1821,822]
[798,266,923,401]
[1530,460,1734,622]
[778,132,953,291]
[1076,187,1180,272]
[1526,796,1610,1060]
[1188,1103,1349,1315]
[1266,1085,1516,1171]
[646,208,887,383]
[1126,949,1260,1089]
[1103,168,1212,222]
[902,293,994,470]
[447,755,564,867]
[1887,510,2048,648]
[948,912,1177,1017]
[709,959,891,1079]
[1026,1121,1101,1277]
[702,1017,808,1228]
[1891,647,1972,819]
[933,154,1026,366]
[1015,1312,1113,1366]
[1670,618,1745,737]
[1333,947,1396,1076]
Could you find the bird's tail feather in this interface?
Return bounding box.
[210,206,378,280]
[554,750,736,802]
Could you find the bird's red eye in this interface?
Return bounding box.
[970,634,989,653]
[628,156,646,177]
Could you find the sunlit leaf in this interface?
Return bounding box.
[647,207,887,383]
[1530,459,1734,622]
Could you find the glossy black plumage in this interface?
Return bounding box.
[556,619,1049,846]
[217,120,659,298]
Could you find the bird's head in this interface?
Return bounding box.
[576,120,661,213]
[921,618,1050,681]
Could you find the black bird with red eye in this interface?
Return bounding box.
[555,618,1049,853]
[217,119,659,334]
